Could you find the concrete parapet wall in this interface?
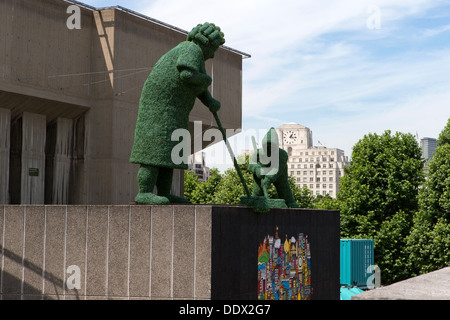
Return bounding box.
[0,205,340,300]
[0,205,212,300]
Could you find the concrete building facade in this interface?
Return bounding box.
[188,151,210,182]
[0,0,248,205]
[420,137,437,176]
[276,123,349,198]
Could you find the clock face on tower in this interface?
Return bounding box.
[283,130,297,145]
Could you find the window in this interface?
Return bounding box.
[303,177,307,182]
[310,184,313,189]
[329,177,333,182]
[323,177,326,182]
[310,177,314,182]
[329,184,333,189]
[297,171,301,175]
[316,178,320,182]
[323,184,327,189]
[303,171,307,175]
[310,164,314,168]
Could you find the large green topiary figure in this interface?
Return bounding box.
[248,128,299,208]
[130,23,225,205]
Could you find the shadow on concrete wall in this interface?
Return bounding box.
[1,245,80,300]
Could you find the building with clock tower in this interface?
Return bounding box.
[275,123,349,198]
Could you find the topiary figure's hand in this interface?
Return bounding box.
[198,90,221,112]
[208,97,221,113]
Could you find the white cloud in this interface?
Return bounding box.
[423,24,450,37]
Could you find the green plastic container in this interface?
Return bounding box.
[340,239,374,289]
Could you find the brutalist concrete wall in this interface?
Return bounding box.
[0,205,212,300]
[0,0,246,206]
[0,205,339,300]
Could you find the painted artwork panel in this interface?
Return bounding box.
[258,228,312,300]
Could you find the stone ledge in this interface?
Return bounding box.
[352,267,450,300]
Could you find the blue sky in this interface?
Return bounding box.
[87,0,450,172]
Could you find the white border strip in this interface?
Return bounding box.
[21,207,26,300]
[41,206,47,299]
[0,206,6,299]
[148,206,152,299]
[105,206,110,298]
[193,207,197,299]
[127,206,131,300]
[62,206,68,299]
[84,206,89,300]
[170,206,174,300]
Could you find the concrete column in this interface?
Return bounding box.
[10,113,46,204]
[0,108,11,204]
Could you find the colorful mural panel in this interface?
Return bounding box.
[257,227,312,300]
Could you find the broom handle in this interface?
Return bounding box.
[212,111,251,197]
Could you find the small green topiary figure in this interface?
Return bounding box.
[249,128,300,208]
[130,23,225,205]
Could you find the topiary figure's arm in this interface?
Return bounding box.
[178,67,212,87]
[198,90,221,112]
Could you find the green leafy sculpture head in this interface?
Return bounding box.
[262,127,279,156]
[187,22,225,60]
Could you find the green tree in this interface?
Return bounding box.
[406,118,450,276]
[313,194,341,211]
[184,170,201,201]
[338,130,425,284]
[190,168,223,204]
